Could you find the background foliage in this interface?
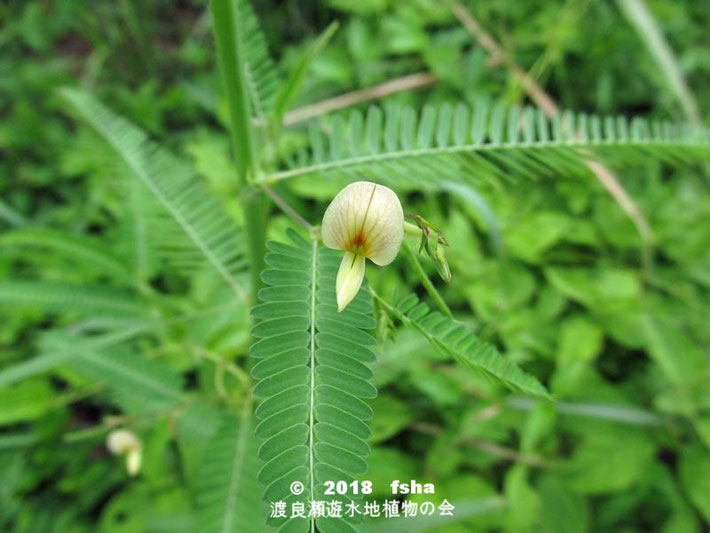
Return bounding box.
[2,0,710,531]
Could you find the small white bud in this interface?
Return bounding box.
[125,449,142,476]
[322,181,404,311]
[107,429,142,476]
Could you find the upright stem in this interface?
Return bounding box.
[210,0,266,303]
[210,0,256,184]
[242,188,268,304]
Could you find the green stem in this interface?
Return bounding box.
[190,344,251,389]
[210,0,266,302]
[242,186,268,303]
[209,0,257,184]
[401,241,453,318]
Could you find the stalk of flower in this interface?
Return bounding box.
[321,181,404,311]
[405,213,451,282]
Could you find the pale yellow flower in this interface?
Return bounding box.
[322,181,404,311]
[107,429,142,476]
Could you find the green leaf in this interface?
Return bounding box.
[60,88,248,302]
[504,212,570,263]
[0,327,153,390]
[0,281,147,318]
[0,351,75,390]
[196,406,266,533]
[616,0,700,122]
[361,498,506,533]
[73,347,183,414]
[642,317,707,387]
[557,317,604,366]
[364,447,418,499]
[565,427,655,493]
[545,266,640,310]
[123,176,156,281]
[376,292,548,398]
[538,475,589,533]
[250,230,378,532]
[694,415,710,452]
[367,394,412,444]
[0,228,132,281]
[327,0,387,15]
[275,21,339,122]
[40,334,184,415]
[262,103,710,188]
[0,199,26,227]
[442,181,504,257]
[504,465,539,533]
[0,380,55,425]
[551,316,604,396]
[0,433,36,450]
[679,445,710,523]
[238,0,279,121]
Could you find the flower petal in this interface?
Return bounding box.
[360,184,404,265]
[335,252,366,312]
[321,181,403,266]
[107,429,140,454]
[322,181,372,251]
[126,449,142,476]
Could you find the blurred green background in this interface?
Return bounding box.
[2,0,710,531]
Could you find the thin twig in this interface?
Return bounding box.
[462,436,555,468]
[61,398,204,444]
[616,0,700,124]
[260,183,313,230]
[411,422,554,469]
[450,2,558,117]
[450,1,655,276]
[582,157,654,270]
[281,72,438,126]
[190,345,251,388]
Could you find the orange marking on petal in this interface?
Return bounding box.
[353,231,366,247]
